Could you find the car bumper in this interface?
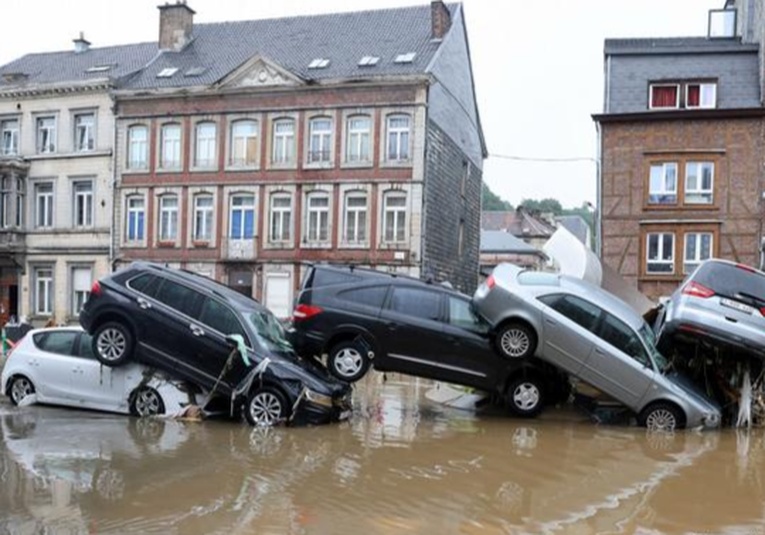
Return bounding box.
[660,319,765,359]
[292,390,353,426]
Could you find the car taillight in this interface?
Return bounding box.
[682,281,714,298]
[90,280,101,296]
[485,275,496,290]
[292,304,323,321]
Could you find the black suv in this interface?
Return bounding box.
[79,262,351,427]
[290,264,568,417]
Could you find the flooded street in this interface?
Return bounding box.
[0,373,762,535]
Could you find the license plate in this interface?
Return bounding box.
[720,297,753,314]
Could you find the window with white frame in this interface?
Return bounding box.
[649,84,679,109]
[382,191,407,243]
[72,181,93,227]
[127,125,148,170]
[648,163,678,205]
[686,83,717,109]
[36,116,56,153]
[684,232,713,274]
[193,194,214,241]
[159,195,179,241]
[306,192,329,242]
[345,115,371,163]
[0,177,9,228]
[646,233,674,273]
[343,192,367,244]
[1,118,19,155]
[269,193,292,242]
[308,117,332,163]
[230,194,255,240]
[71,266,91,315]
[229,119,258,167]
[272,119,295,164]
[13,177,23,228]
[126,196,145,241]
[35,182,53,228]
[159,123,181,169]
[74,112,95,152]
[34,267,53,316]
[194,122,217,168]
[386,114,411,162]
[684,162,714,204]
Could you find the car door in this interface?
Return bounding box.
[578,312,655,409]
[537,294,600,375]
[67,332,127,410]
[27,330,81,403]
[376,285,453,378]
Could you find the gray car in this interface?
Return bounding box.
[472,263,720,431]
[655,258,765,358]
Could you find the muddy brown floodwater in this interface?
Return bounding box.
[0,373,763,535]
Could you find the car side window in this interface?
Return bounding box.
[128,273,161,297]
[198,297,248,341]
[77,334,96,359]
[33,331,78,356]
[540,294,601,331]
[154,279,200,316]
[387,287,441,321]
[599,313,651,367]
[447,296,488,333]
[337,285,388,309]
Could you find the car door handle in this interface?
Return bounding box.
[190,324,205,336]
[725,316,738,323]
[137,297,152,310]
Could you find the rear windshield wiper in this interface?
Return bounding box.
[734,291,765,307]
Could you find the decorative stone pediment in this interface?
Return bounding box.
[218,55,303,89]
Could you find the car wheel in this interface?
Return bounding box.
[93,322,134,367]
[639,402,685,432]
[9,376,35,406]
[245,386,289,427]
[327,341,371,382]
[506,376,545,418]
[130,387,165,417]
[497,323,536,358]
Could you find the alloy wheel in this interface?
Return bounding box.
[134,388,162,416]
[97,328,127,363]
[501,329,530,357]
[248,391,284,427]
[645,408,677,432]
[10,377,34,405]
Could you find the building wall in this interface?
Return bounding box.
[600,117,763,300]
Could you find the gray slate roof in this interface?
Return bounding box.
[556,216,589,246]
[480,230,542,254]
[0,3,456,91]
[604,37,758,55]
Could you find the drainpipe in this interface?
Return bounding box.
[109,94,118,272]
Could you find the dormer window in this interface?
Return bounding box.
[157,67,179,78]
[649,84,678,109]
[86,65,112,73]
[394,52,416,64]
[358,56,380,67]
[649,81,717,110]
[308,58,330,69]
[709,9,736,38]
[686,83,716,109]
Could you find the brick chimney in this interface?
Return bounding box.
[431,1,451,40]
[158,1,195,51]
[73,32,91,54]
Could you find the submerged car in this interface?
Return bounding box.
[655,259,765,358]
[473,263,721,431]
[1,327,193,417]
[290,264,570,418]
[79,262,351,427]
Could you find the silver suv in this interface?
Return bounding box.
[472,263,720,431]
[656,259,765,358]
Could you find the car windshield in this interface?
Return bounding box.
[243,309,294,353]
[638,323,669,372]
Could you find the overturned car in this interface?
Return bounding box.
[79,262,352,427]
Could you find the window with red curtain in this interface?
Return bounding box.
[687,84,701,107]
[650,85,678,108]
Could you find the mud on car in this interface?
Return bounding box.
[79,262,351,427]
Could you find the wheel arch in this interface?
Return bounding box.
[323,326,379,358]
[89,309,139,340]
[494,316,539,343]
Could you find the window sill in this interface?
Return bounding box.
[340,161,374,169]
[155,168,183,174]
[157,240,177,248]
[380,160,413,169]
[123,168,150,175]
[642,203,719,211]
[300,242,332,249]
[190,166,220,173]
[224,165,260,172]
[303,162,334,170]
[192,240,211,248]
[266,162,298,171]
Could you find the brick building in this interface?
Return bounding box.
[593,2,765,300]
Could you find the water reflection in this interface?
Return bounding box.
[0,374,763,534]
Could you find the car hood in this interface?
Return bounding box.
[247,348,348,396]
[665,371,720,412]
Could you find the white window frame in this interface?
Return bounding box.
[125,195,145,242]
[127,124,149,170]
[229,119,258,168]
[71,266,92,316]
[307,116,333,164]
[159,123,182,170]
[685,83,717,109]
[684,162,714,204]
[36,115,57,154]
[649,84,680,110]
[305,192,330,243]
[1,118,19,156]
[385,114,411,163]
[72,180,93,228]
[648,162,678,205]
[269,193,292,243]
[158,195,179,241]
[382,191,407,244]
[230,194,255,240]
[34,266,54,316]
[193,194,214,241]
[646,232,675,274]
[272,118,296,166]
[193,121,217,169]
[73,112,95,152]
[343,191,368,245]
[345,115,371,163]
[684,233,713,274]
[35,182,54,229]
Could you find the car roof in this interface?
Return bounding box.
[307,263,459,292]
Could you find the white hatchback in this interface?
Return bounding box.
[1,327,196,417]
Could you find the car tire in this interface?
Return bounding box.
[506,376,545,418]
[130,387,165,417]
[93,321,134,367]
[496,322,537,359]
[245,386,290,427]
[327,341,371,382]
[638,402,685,432]
[8,375,35,406]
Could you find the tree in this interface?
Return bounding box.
[520,198,562,214]
[481,182,513,211]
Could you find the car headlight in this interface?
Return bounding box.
[304,389,333,408]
